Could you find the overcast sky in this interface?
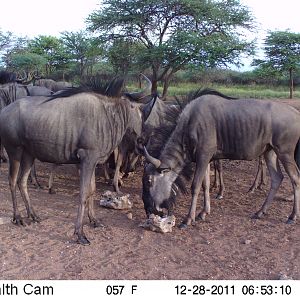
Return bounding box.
[1,0,299,70]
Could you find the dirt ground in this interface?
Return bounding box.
[0,99,300,280]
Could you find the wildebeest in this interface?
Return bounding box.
[0,78,143,245]
[142,90,300,227]
[0,72,53,165]
[34,78,73,92]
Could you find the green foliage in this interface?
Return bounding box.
[252,30,300,98]
[253,31,300,72]
[107,39,144,75]
[87,0,256,97]
[28,35,66,75]
[0,29,13,51]
[60,30,103,77]
[9,52,47,74]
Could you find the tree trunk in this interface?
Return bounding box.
[289,68,294,99]
[151,79,158,94]
[162,77,170,100]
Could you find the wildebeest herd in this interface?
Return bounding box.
[0,70,299,245]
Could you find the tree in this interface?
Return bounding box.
[28,35,64,76]
[0,29,13,51]
[87,0,255,98]
[107,38,144,76]
[60,31,103,78]
[9,52,47,77]
[253,31,300,99]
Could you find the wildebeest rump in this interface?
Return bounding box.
[0,81,142,245]
[143,92,300,226]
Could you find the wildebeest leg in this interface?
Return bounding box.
[74,150,98,245]
[48,164,58,194]
[180,154,211,227]
[279,155,300,223]
[253,150,283,219]
[18,152,40,223]
[0,141,7,163]
[113,147,124,194]
[248,156,267,193]
[259,158,267,189]
[87,169,103,228]
[196,164,211,221]
[103,163,111,182]
[7,148,23,225]
[124,153,139,175]
[248,158,261,193]
[211,161,219,190]
[29,162,42,189]
[215,160,224,199]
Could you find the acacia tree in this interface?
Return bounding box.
[107,39,144,76]
[28,35,64,76]
[87,0,255,98]
[0,29,13,52]
[253,31,300,99]
[8,52,47,78]
[61,31,103,78]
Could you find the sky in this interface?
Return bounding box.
[0,0,299,70]
[0,0,100,37]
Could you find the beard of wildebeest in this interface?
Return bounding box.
[0,89,142,245]
[146,93,300,228]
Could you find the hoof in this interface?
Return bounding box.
[286,218,296,225]
[76,235,91,245]
[12,217,25,226]
[252,211,265,219]
[49,188,56,194]
[32,184,43,190]
[90,220,105,228]
[178,223,188,229]
[196,215,206,222]
[31,215,41,223]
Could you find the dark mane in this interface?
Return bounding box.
[175,88,237,109]
[0,84,17,107]
[0,71,17,84]
[46,76,125,101]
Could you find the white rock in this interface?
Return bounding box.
[99,190,132,210]
[0,216,11,225]
[139,214,176,233]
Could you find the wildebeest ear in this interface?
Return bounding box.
[141,93,158,122]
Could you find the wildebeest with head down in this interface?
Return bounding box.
[142,91,300,227]
[0,78,142,245]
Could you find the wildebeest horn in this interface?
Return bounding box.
[143,146,161,168]
[125,74,152,102]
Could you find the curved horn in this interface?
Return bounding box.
[143,146,161,168]
[125,74,152,102]
[139,73,152,93]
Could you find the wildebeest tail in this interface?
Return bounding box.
[294,138,300,169]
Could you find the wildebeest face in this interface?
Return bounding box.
[142,163,178,216]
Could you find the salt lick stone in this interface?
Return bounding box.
[140,214,176,233]
[0,216,11,225]
[99,190,132,210]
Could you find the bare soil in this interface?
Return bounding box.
[0,99,299,280]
